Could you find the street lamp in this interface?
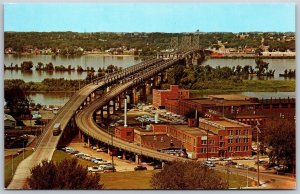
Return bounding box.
[23,140,25,160]
[255,122,262,187]
[11,154,14,176]
[206,124,209,161]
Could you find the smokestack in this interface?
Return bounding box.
[155,113,159,124]
[124,98,127,127]
[195,109,199,127]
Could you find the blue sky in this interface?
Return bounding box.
[4,3,295,32]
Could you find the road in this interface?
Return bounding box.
[215,165,296,189]
[7,57,166,189]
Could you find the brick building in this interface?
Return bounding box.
[165,94,295,121]
[133,125,181,151]
[166,116,252,159]
[114,126,134,143]
[152,85,189,108]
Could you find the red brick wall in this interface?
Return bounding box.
[115,127,134,143]
[153,85,190,108]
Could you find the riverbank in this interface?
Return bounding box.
[209,55,295,59]
[190,80,295,95]
[5,79,295,94]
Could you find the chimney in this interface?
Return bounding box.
[124,98,127,127]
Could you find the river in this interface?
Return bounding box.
[4,54,142,82]
[4,55,295,105]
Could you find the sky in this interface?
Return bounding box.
[4,3,295,33]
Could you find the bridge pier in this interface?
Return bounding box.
[106,103,110,119]
[100,107,104,120]
[135,154,141,164]
[112,99,116,114]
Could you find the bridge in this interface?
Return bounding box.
[7,49,204,189]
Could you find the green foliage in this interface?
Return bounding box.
[4,32,295,57]
[151,160,228,189]
[4,80,31,117]
[264,119,295,172]
[27,158,102,189]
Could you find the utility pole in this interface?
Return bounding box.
[11,155,14,176]
[206,124,209,161]
[256,123,261,187]
[23,140,25,160]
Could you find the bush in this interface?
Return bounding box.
[27,158,102,189]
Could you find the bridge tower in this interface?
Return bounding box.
[192,35,200,49]
[170,37,179,51]
[180,35,192,51]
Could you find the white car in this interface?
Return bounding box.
[223,157,232,161]
[208,157,220,162]
[88,166,103,172]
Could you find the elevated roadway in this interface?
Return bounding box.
[7,57,168,189]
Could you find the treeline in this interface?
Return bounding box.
[280,69,296,78]
[4,61,122,74]
[4,32,295,56]
[166,58,276,90]
[5,79,84,92]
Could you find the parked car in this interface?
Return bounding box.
[88,166,102,173]
[225,161,237,166]
[134,165,147,171]
[274,165,289,174]
[223,157,232,161]
[153,164,162,170]
[208,157,220,162]
[203,161,216,167]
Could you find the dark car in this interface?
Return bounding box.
[134,165,147,171]
[153,164,162,170]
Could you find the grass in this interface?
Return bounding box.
[191,80,295,95]
[101,170,158,189]
[50,151,253,189]
[4,150,34,188]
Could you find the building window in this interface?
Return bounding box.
[201,140,207,145]
[236,130,241,135]
[228,139,233,144]
[236,146,241,151]
[244,146,249,151]
[228,146,233,152]
[220,136,224,141]
[244,138,248,143]
[201,148,207,153]
[209,140,215,145]
[228,130,233,135]
[244,129,248,135]
[236,138,241,143]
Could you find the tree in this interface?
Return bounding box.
[4,81,30,118]
[151,160,228,189]
[20,61,33,71]
[264,119,296,173]
[264,119,295,172]
[27,158,102,189]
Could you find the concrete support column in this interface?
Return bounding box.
[93,112,96,121]
[113,99,116,114]
[100,106,103,119]
[118,95,122,110]
[107,104,110,119]
[87,137,90,147]
[135,154,141,164]
[132,88,138,105]
[146,83,151,95]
